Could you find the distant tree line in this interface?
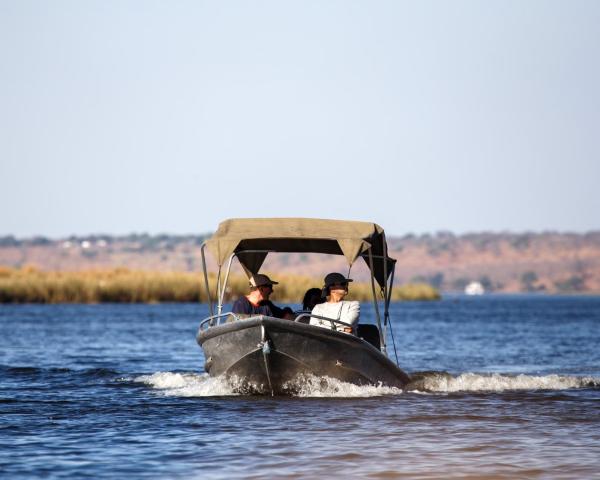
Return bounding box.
[4,231,600,250]
[388,231,600,255]
[0,233,211,249]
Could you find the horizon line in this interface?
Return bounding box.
[2,229,600,242]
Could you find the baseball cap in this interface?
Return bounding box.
[249,274,279,288]
[323,272,353,287]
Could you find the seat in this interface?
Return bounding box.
[356,324,381,350]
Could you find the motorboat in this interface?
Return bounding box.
[196,218,411,395]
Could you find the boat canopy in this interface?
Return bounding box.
[205,218,395,288]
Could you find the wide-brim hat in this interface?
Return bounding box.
[249,274,279,288]
[323,272,353,287]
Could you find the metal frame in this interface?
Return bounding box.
[199,312,353,334]
[293,313,353,330]
[198,312,241,331]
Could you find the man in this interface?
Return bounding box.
[232,274,294,319]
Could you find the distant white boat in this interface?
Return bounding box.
[465,281,485,295]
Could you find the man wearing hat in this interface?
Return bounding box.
[232,274,294,319]
[309,272,360,333]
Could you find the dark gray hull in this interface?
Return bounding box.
[197,316,410,395]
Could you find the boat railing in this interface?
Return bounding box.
[294,313,353,331]
[199,312,242,331]
[199,312,354,332]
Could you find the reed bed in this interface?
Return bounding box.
[0,267,440,304]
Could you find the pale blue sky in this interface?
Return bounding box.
[1,1,599,237]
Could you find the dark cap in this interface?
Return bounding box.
[323,272,353,287]
[249,274,279,288]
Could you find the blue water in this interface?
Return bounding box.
[1,296,600,479]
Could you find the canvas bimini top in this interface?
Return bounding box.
[204,217,395,288]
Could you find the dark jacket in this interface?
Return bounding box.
[232,296,289,318]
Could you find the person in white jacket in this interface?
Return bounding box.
[310,272,360,334]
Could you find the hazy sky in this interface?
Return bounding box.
[1,1,599,238]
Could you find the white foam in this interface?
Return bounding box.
[134,371,600,397]
[411,372,600,393]
[134,371,403,397]
[135,372,239,397]
[286,374,404,397]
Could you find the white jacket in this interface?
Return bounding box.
[310,301,360,332]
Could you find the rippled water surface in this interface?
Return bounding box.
[1,296,600,479]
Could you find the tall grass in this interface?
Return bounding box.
[0,267,440,304]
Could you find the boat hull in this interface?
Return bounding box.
[197,316,410,394]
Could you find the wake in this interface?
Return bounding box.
[406,371,600,393]
[135,371,600,398]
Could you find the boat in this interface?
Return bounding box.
[196,218,411,395]
[465,281,485,295]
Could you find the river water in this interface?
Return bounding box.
[1,296,599,479]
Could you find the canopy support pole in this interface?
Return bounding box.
[200,243,214,321]
[368,248,386,355]
[385,265,395,329]
[382,231,389,327]
[386,264,400,366]
[219,253,236,308]
[216,265,222,316]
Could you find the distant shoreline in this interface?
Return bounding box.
[2,231,598,294]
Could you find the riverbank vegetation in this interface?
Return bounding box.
[0,267,440,304]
